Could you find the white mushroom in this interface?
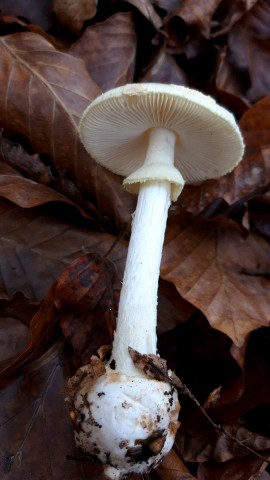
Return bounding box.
[68,83,244,479]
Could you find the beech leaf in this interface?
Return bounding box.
[162,215,270,346]
[0,347,105,480]
[70,12,137,91]
[0,161,91,217]
[0,0,54,30]
[0,135,52,184]
[0,31,134,229]
[141,52,188,85]
[156,450,197,479]
[123,0,162,29]
[216,0,270,102]
[53,0,98,31]
[168,0,222,39]
[0,200,127,302]
[56,253,116,366]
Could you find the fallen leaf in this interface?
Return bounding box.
[180,422,270,463]
[211,0,258,37]
[248,190,270,240]
[158,313,242,417]
[161,215,270,347]
[0,161,92,217]
[0,316,29,369]
[123,0,162,29]
[0,31,135,229]
[70,12,136,91]
[0,31,99,170]
[156,449,197,479]
[53,0,97,31]
[168,0,222,38]
[0,292,39,328]
[0,135,52,184]
[0,199,127,302]
[209,327,270,424]
[216,0,270,102]
[197,454,270,480]
[56,253,116,366]
[0,0,54,31]
[0,283,61,376]
[141,51,188,85]
[0,346,105,479]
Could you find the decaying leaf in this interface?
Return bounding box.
[198,455,270,480]
[162,215,270,347]
[0,161,92,217]
[0,284,59,376]
[70,12,137,91]
[0,31,135,229]
[168,0,222,39]
[211,0,259,37]
[0,135,52,184]
[0,0,54,30]
[156,449,197,479]
[216,0,270,102]
[55,253,116,366]
[123,0,162,29]
[0,346,105,480]
[141,52,188,85]
[53,0,98,31]
[0,199,127,302]
[0,252,117,375]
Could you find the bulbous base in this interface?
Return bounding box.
[68,366,180,479]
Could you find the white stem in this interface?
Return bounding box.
[111,128,184,376]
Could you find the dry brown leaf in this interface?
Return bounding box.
[70,12,137,91]
[0,31,135,229]
[0,346,105,480]
[0,199,127,302]
[170,0,222,38]
[0,0,54,30]
[161,215,270,347]
[197,454,270,480]
[56,253,116,366]
[53,0,97,31]
[124,0,162,28]
[157,279,197,334]
[0,285,59,376]
[141,52,188,85]
[0,252,116,375]
[211,0,259,37]
[216,0,270,102]
[0,316,29,370]
[0,161,93,218]
[177,402,270,466]
[156,449,197,479]
[248,188,270,239]
[207,327,270,425]
[0,31,99,169]
[0,135,52,184]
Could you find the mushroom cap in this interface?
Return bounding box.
[79,83,244,189]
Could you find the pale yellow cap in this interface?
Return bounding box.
[79,83,244,197]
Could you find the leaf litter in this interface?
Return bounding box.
[0,0,270,478]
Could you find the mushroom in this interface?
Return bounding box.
[68,83,244,479]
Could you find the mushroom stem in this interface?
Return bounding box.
[111,128,184,376]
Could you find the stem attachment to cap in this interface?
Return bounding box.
[123,128,185,201]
